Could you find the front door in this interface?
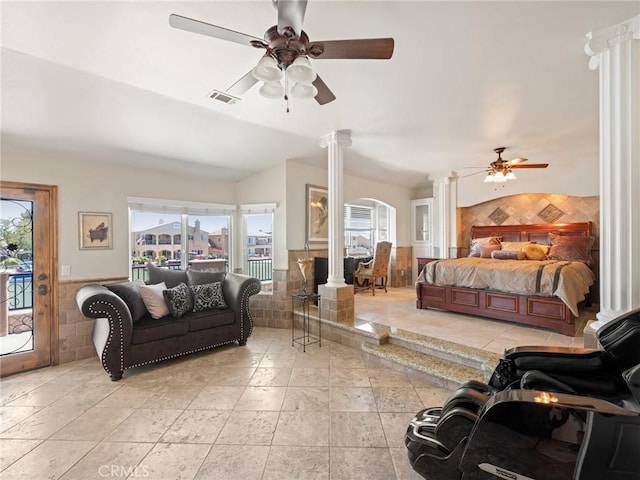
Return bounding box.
[0,181,58,376]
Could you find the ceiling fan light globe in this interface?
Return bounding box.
[493,171,505,180]
[286,56,316,84]
[505,171,517,180]
[483,173,494,183]
[259,81,285,99]
[252,56,283,82]
[290,82,318,99]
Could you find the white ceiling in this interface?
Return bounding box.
[2,1,638,189]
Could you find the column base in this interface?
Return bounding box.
[318,284,354,324]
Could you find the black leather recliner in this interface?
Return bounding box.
[405,308,640,480]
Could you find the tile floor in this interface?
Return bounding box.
[1,286,594,479]
[0,326,452,480]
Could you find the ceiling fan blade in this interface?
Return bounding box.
[314,38,394,59]
[507,157,528,165]
[276,0,307,38]
[226,70,259,96]
[313,76,336,105]
[169,14,262,47]
[510,163,549,169]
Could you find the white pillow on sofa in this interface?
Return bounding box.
[139,282,170,319]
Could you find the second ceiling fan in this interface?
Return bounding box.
[169,0,395,107]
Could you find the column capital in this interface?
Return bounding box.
[319,130,352,148]
[585,15,639,70]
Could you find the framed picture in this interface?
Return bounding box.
[79,212,112,249]
[306,184,329,243]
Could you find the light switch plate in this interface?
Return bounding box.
[61,265,71,276]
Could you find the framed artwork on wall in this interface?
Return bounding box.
[306,184,328,243]
[79,211,112,249]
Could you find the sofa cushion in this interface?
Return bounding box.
[107,280,147,323]
[190,282,228,311]
[147,263,188,289]
[163,282,193,318]
[186,269,226,285]
[186,309,235,332]
[139,282,170,319]
[131,315,189,344]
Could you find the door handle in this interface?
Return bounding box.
[38,284,48,295]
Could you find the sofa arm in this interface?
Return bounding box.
[76,285,134,374]
[222,273,262,342]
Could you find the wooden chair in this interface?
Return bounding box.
[353,241,392,295]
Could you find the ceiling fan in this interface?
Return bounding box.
[169,0,394,108]
[481,147,549,183]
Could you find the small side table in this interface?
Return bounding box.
[291,293,321,352]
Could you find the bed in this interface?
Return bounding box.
[415,222,595,336]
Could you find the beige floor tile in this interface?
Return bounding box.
[294,349,330,368]
[0,439,41,471]
[160,410,230,443]
[330,447,396,480]
[143,384,204,409]
[51,407,135,441]
[248,367,292,386]
[0,406,87,439]
[389,447,424,480]
[373,387,424,413]
[329,368,371,387]
[5,382,83,407]
[0,383,45,406]
[215,410,279,445]
[414,387,452,408]
[330,387,377,412]
[187,385,245,410]
[94,383,161,408]
[207,367,257,386]
[368,368,413,387]
[50,383,121,408]
[263,446,329,480]
[104,408,182,442]
[138,442,211,480]
[194,445,270,480]
[0,439,96,480]
[330,412,387,447]
[282,386,330,411]
[259,352,299,368]
[0,406,40,433]
[288,367,330,386]
[380,412,418,448]
[59,441,154,480]
[235,386,286,411]
[273,411,330,446]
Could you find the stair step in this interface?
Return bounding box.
[362,341,486,390]
[388,330,501,374]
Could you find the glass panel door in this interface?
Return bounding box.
[1,182,57,376]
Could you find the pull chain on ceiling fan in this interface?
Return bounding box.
[169,0,395,110]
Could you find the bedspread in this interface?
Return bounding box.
[419,258,595,316]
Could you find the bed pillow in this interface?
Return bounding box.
[139,282,170,319]
[491,250,525,260]
[190,282,228,311]
[500,241,532,252]
[547,234,593,265]
[480,244,502,258]
[163,282,193,318]
[469,236,502,257]
[523,243,549,261]
[107,280,147,323]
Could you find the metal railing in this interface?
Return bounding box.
[131,258,273,282]
[7,273,32,310]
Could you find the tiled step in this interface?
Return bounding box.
[361,341,484,391]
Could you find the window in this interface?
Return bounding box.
[128,197,235,279]
[241,203,276,294]
[344,204,373,254]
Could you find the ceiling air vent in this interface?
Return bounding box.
[208,89,240,105]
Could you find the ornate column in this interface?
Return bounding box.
[318,130,354,324]
[584,16,640,339]
[319,130,352,286]
[433,175,453,259]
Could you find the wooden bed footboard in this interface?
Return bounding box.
[416,282,576,336]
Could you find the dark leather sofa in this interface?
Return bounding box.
[76,265,261,381]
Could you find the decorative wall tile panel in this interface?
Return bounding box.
[488,207,509,225]
[538,203,565,223]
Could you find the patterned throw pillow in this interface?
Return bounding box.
[162,282,193,318]
[491,250,525,260]
[190,282,228,311]
[469,236,502,257]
